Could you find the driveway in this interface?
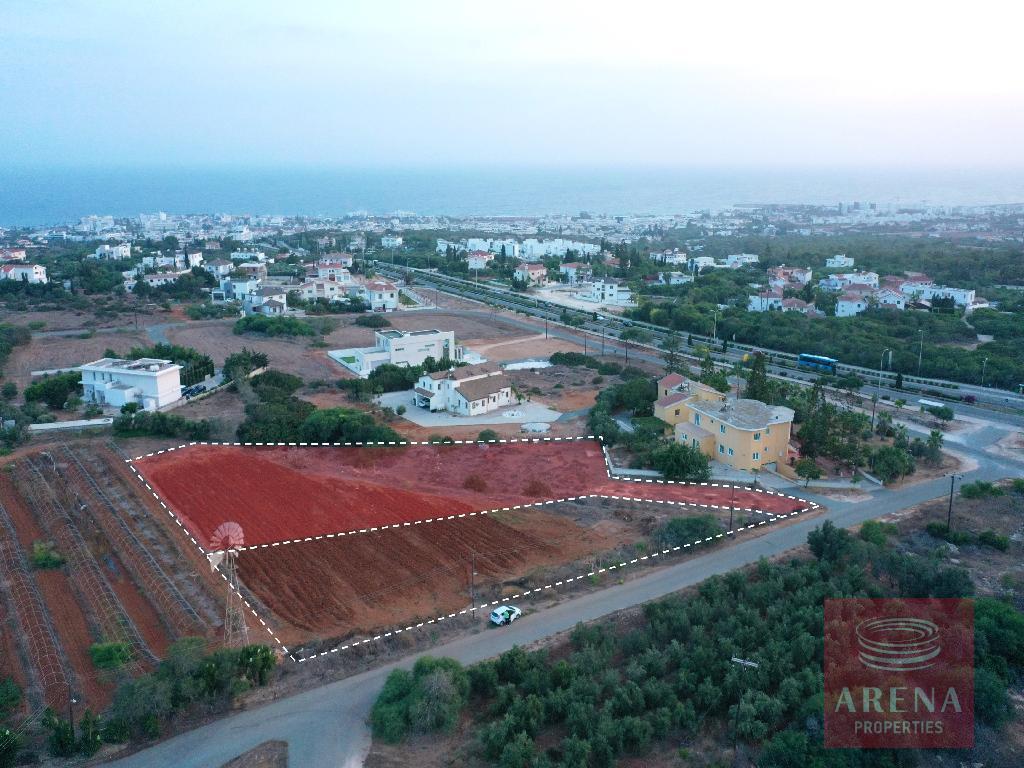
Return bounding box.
[376,391,561,426]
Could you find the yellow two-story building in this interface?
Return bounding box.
[653,374,794,471]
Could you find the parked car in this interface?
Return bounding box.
[489,605,522,626]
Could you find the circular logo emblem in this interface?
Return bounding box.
[855,617,941,671]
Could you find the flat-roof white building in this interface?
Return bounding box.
[80,357,182,411]
[329,328,463,378]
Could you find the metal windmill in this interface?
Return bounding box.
[208,522,249,648]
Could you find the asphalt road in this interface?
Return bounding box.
[102,459,1010,768]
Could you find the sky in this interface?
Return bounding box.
[2,0,1023,169]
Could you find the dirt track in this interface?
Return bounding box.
[134,441,809,548]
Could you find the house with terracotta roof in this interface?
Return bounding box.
[0,263,47,284]
[413,363,513,416]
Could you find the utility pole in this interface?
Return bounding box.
[947,474,961,529]
[469,553,477,617]
[730,657,759,752]
[870,348,892,430]
[729,484,735,535]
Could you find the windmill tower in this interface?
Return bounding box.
[208,522,249,648]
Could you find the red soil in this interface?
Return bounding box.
[238,509,611,642]
[135,441,807,548]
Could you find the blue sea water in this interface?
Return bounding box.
[1,166,1022,227]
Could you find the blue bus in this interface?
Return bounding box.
[797,353,838,374]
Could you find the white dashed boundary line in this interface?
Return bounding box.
[123,436,819,664]
[291,504,811,664]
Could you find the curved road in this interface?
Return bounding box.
[103,432,1021,767]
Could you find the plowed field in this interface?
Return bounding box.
[134,441,807,548]
[237,509,612,642]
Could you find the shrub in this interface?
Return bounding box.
[977,530,1010,552]
[90,642,132,670]
[30,540,64,569]
[924,522,973,546]
[370,657,469,743]
[24,371,81,409]
[656,515,723,548]
[858,520,897,546]
[355,314,391,328]
[463,473,488,492]
[960,480,1005,499]
[233,315,315,337]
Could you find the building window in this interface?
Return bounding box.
[718,445,724,454]
[753,452,760,461]
[754,432,761,441]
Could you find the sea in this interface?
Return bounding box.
[1,166,1023,227]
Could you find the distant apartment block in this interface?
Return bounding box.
[80,357,182,411]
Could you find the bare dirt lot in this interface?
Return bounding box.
[132,441,809,549]
[4,329,150,389]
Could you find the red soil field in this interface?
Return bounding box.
[135,441,808,548]
[237,509,611,643]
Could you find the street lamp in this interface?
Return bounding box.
[870,348,892,430]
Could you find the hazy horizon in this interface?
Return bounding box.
[3,1,1023,171]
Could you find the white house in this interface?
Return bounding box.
[297,278,351,303]
[899,282,975,307]
[79,357,182,411]
[0,264,48,284]
[514,263,548,285]
[826,254,854,268]
[724,253,760,268]
[214,277,261,302]
[836,293,870,317]
[243,286,288,316]
[413,363,513,416]
[330,329,463,378]
[231,249,266,263]
[359,280,399,311]
[319,253,354,270]
[747,290,784,312]
[582,279,634,306]
[559,262,593,285]
[91,243,132,260]
[381,235,403,248]
[467,251,496,270]
[203,259,233,277]
[872,288,907,310]
[820,271,879,291]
